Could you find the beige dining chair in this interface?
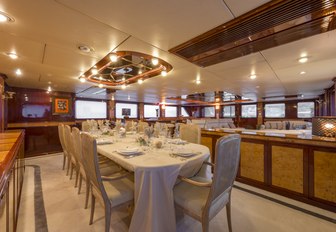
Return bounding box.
[64,125,79,181]
[137,121,148,133]
[173,134,241,232]
[125,121,132,131]
[73,128,126,209]
[82,121,90,132]
[81,133,134,232]
[58,123,68,170]
[179,124,201,144]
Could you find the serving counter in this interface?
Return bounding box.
[0,130,25,231]
[201,129,336,212]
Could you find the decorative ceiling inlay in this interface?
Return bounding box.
[169,0,336,67]
[81,51,173,87]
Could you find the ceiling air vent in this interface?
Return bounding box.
[169,0,336,67]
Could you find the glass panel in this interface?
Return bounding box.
[22,104,51,118]
[165,106,177,117]
[265,103,285,118]
[75,100,107,119]
[144,104,159,118]
[223,105,235,117]
[297,102,315,118]
[181,107,190,117]
[116,103,138,118]
[241,104,257,118]
[204,106,215,117]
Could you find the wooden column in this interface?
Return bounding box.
[139,102,144,120]
[257,102,263,125]
[0,76,4,132]
[108,100,115,119]
[333,77,336,116]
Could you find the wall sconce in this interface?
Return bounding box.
[215,103,220,110]
[312,117,336,137]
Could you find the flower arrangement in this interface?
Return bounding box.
[136,136,148,146]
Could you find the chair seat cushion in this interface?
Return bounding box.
[103,177,134,207]
[174,176,230,220]
[173,176,211,218]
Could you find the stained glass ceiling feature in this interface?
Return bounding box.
[81,51,173,87]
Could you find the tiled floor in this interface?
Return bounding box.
[17,153,335,232]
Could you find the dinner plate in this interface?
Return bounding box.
[168,139,188,145]
[117,148,140,156]
[173,152,196,157]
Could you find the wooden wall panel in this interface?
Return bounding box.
[272,145,304,193]
[201,136,213,155]
[0,76,4,132]
[240,142,264,182]
[314,150,336,203]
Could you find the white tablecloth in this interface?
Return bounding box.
[97,136,210,232]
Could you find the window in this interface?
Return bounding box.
[265,103,285,118]
[22,104,51,118]
[298,102,314,118]
[115,103,138,118]
[181,107,190,117]
[75,100,107,119]
[204,106,215,117]
[144,104,159,118]
[241,104,257,118]
[223,106,235,117]
[165,106,177,117]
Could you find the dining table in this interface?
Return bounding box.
[96,133,211,232]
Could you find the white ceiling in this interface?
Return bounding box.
[0,0,335,103]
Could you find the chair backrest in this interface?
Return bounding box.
[82,121,90,132]
[205,135,241,212]
[125,121,133,131]
[58,124,67,153]
[64,125,75,159]
[179,124,201,144]
[72,127,84,169]
[81,133,108,205]
[138,121,149,133]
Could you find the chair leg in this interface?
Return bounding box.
[66,157,70,175]
[78,174,83,194]
[105,205,111,232]
[70,163,74,180]
[226,200,232,232]
[90,193,95,225]
[75,167,79,187]
[85,180,90,209]
[62,154,66,170]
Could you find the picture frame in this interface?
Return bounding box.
[52,96,72,115]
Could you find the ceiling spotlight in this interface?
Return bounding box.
[47,86,52,92]
[109,53,118,62]
[151,57,159,66]
[111,95,115,101]
[215,103,220,110]
[138,69,143,75]
[196,79,201,85]
[0,12,14,23]
[300,71,306,75]
[99,76,103,81]
[161,70,167,77]
[6,52,18,59]
[79,76,86,83]
[78,45,93,53]
[121,84,126,89]
[128,95,131,100]
[250,74,257,79]
[122,77,126,81]
[98,83,104,88]
[138,79,143,84]
[215,98,220,102]
[91,68,98,75]
[298,57,308,63]
[15,68,22,76]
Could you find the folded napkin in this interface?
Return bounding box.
[96,138,113,145]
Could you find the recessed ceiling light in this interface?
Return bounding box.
[6,52,18,59]
[121,84,126,89]
[99,76,103,81]
[161,70,167,77]
[300,71,306,75]
[196,79,201,85]
[128,95,131,100]
[298,57,308,63]
[0,11,15,23]
[122,77,126,81]
[151,57,159,66]
[91,68,98,75]
[109,53,118,62]
[250,74,257,79]
[78,45,93,53]
[98,83,104,88]
[138,70,143,75]
[138,79,143,84]
[79,76,86,82]
[256,86,260,88]
[15,68,22,76]
[47,86,52,92]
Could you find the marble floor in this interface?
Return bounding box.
[17,153,335,232]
